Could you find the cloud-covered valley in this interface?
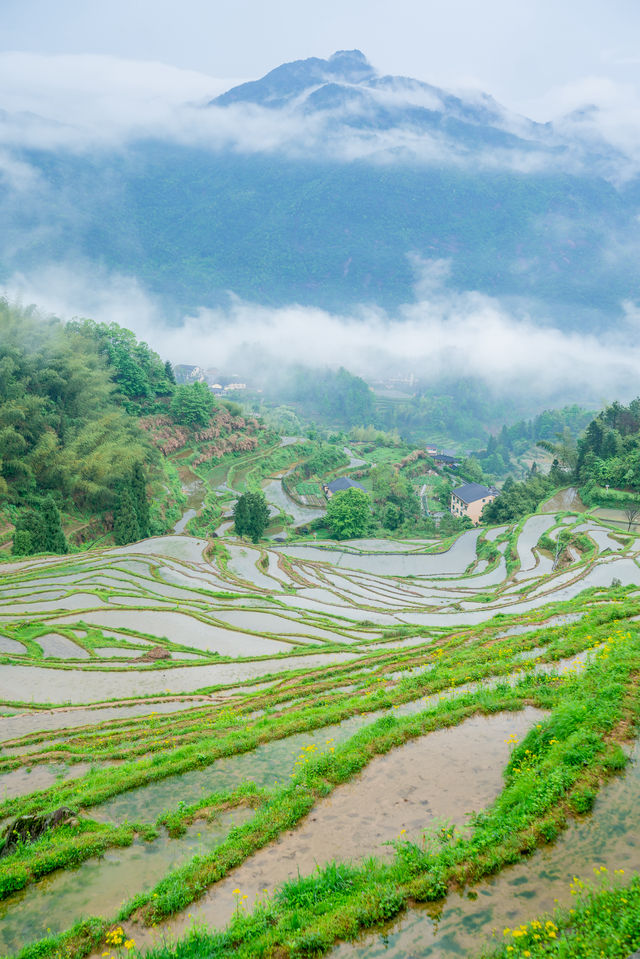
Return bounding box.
[5,259,639,410]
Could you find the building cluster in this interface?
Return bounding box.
[174,365,248,396]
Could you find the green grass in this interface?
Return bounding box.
[477,872,640,958]
[4,619,639,959]
[2,499,640,959]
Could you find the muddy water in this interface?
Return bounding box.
[172,509,196,534]
[214,609,345,642]
[484,525,509,541]
[542,487,587,512]
[131,709,544,950]
[278,530,482,576]
[496,612,584,638]
[111,535,209,563]
[0,699,212,743]
[574,521,623,552]
[0,808,253,956]
[90,713,383,823]
[52,609,294,657]
[334,739,640,958]
[0,636,25,654]
[0,652,356,704]
[225,544,280,590]
[344,540,426,553]
[0,762,95,800]
[395,556,640,627]
[517,515,555,572]
[173,480,206,534]
[592,506,640,534]
[262,477,326,526]
[35,634,91,659]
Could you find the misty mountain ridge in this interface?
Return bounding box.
[209,50,623,167]
[210,49,553,156]
[1,48,640,343]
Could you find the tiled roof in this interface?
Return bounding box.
[451,482,496,505]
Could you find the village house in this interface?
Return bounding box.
[434,452,461,468]
[323,477,367,500]
[450,482,498,525]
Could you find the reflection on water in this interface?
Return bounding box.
[119,710,545,954]
[91,713,377,823]
[333,743,640,958]
[541,488,587,513]
[0,808,253,956]
[278,531,482,577]
[0,762,95,801]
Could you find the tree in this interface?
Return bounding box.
[623,501,640,531]
[12,509,47,555]
[326,487,372,540]
[370,463,420,530]
[113,485,140,545]
[536,427,578,474]
[130,463,150,538]
[170,382,215,428]
[461,456,485,484]
[233,492,270,543]
[41,495,68,553]
[164,360,176,385]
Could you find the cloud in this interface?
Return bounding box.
[520,75,640,178]
[0,52,235,149]
[0,51,589,175]
[0,149,43,190]
[4,259,639,407]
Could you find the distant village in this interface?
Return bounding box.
[173,364,249,396]
[175,365,499,525]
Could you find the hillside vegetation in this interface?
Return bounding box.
[0,302,266,552]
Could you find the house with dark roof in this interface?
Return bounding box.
[324,477,367,499]
[450,482,498,525]
[434,453,460,468]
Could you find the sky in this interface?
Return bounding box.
[2,0,640,118]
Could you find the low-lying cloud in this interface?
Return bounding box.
[5,259,639,408]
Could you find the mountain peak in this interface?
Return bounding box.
[211,50,376,109]
[328,49,369,65]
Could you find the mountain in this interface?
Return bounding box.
[1,50,639,327]
[210,48,545,151]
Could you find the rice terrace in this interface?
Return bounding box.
[4,24,640,957]
[2,434,640,959]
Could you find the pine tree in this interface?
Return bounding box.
[12,510,47,555]
[130,463,150,538]
[12,529,33,556]
[233,493,251,538]
[42,495,68,554]
[164,360,176,385]
[244,492,271,543]
[113,485,140,545]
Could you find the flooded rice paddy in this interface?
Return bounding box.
[1,510,639,958]
[0,808,253,956]
[334,739,640,959]
[123,709,546,951]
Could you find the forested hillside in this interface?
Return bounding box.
[482,397,640,523]
[0,302,179,548]
[577,398,640,491]
[0,303,228,553]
